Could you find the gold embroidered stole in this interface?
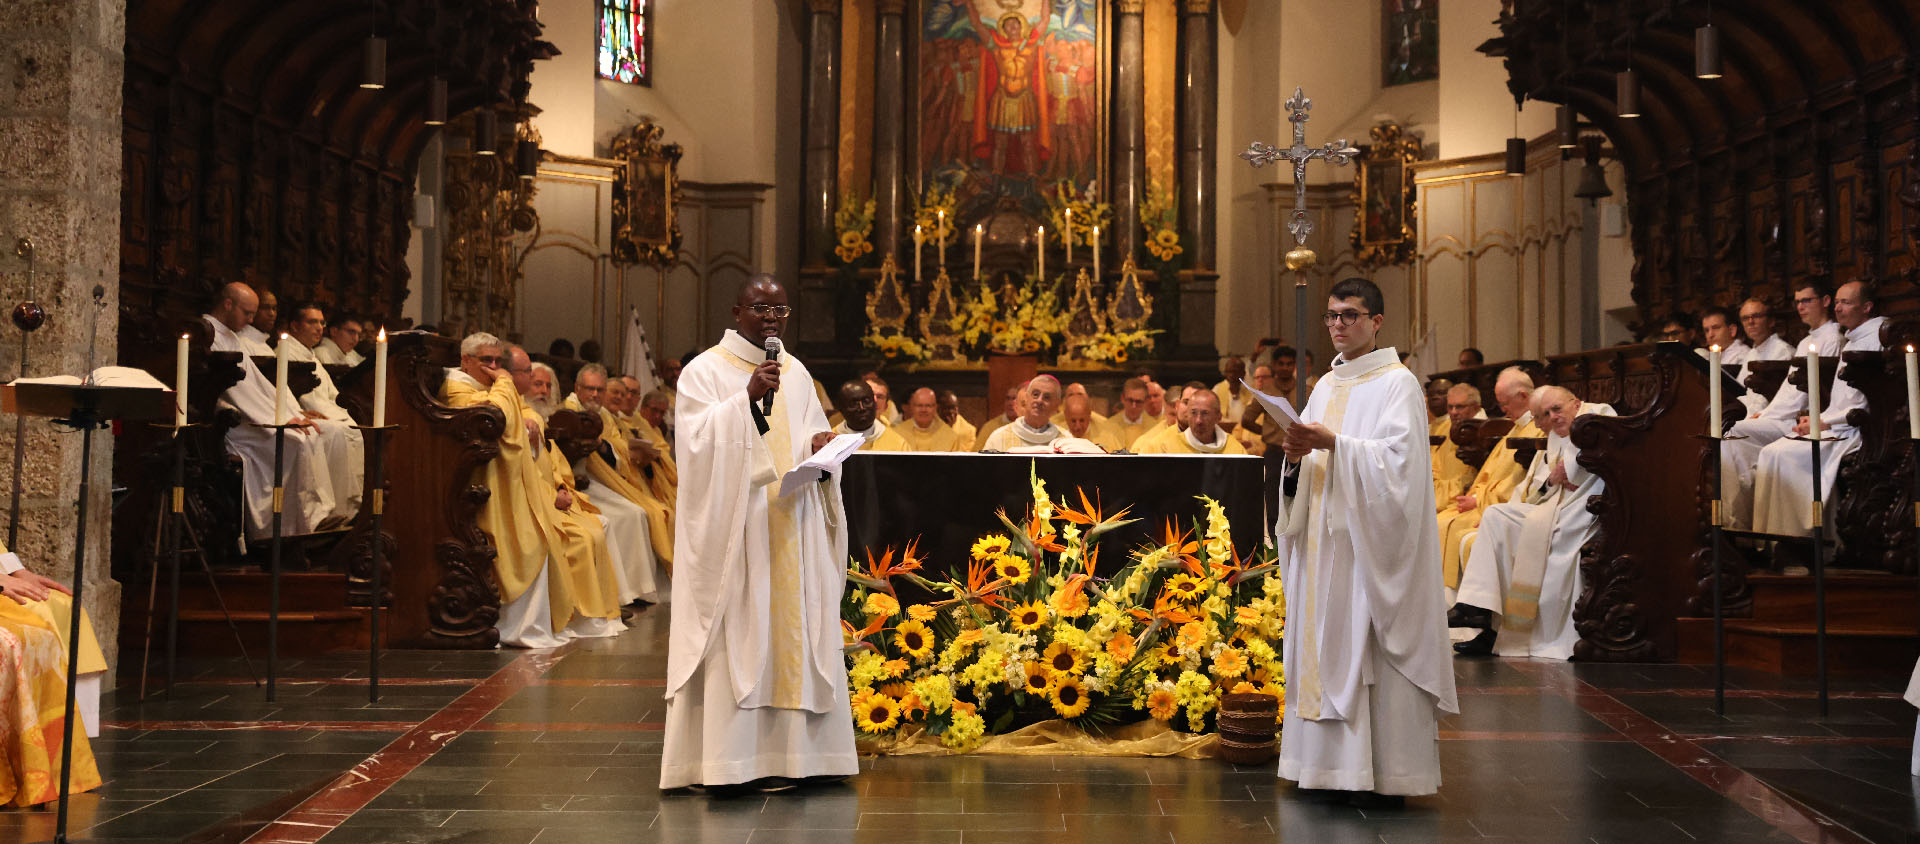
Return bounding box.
[715,344,808,708]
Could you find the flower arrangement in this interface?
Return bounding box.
[841,464,1285,753]
[1043,180,1113,250]
[861,331,931,365]
[1067,329,1160,365]
[912,184,959,247]
[833,192,877,265]
[1140,184,1183,263]
[949,282,1072,358]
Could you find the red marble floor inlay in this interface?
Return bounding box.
[535,677,668,687]
[104,720,421,733]
[240,645,574,844]
[1508,661,1872,844]
[469,720,665,732]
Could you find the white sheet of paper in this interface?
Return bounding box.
[1240,379,1302,431]
[778,432,866,498]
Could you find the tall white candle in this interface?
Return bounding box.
[274,332,291,426]
[937,209,947,267]
[1092,225,1101,280]
[1064,208,1074,264]
[1708,344,1723,438]
[174,333,189,427]
[973,224,983,281]
[913,224,923,281]
[373,328,389,428]
[1805,343,1822,438]
[1906,344,1919,440]
[1037,226,1046,279]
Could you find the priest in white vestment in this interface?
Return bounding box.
[1698,305,1751,366]
[238,289,278,348]
[1274,278,1457,803]
[314,315,366,367]
[1721,282,1846,530]
[1751,280,1886,537]
[1731,298,1796,414]
[1450,387,1615,660]
[202,283,337,540]
[661,275,857,792]
[285,304,366,525]
[980,376,1071,452]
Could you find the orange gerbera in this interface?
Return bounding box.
[1146,688,1179,720]
[1105,630,1137,663]
[1175,621,1208,653]
[1213,647,1249,679]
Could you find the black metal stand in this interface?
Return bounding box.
[353,424,398,703]
[52,407,103,844]
[254,422,299,703]
[137,423,256,700]
[1697,432,1744,716]
[1790,431,1833,717]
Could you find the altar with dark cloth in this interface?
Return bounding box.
[840,453,1267,597]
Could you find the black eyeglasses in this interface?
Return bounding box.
[1322,310,1374,327]
[748,304,792,317]
[470,354,502,365]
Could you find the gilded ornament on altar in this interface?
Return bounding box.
[610,119,684,267]
[1060,267,1107,358]
[1105,257,1154,332]
[865,253,911,332]
[441,109,539,335]
[1350,121,1421,269]
[917,267,963,363]
[1283,246,1318,272]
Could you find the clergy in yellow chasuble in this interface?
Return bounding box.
[564,364,676,569]
[1434,369,1541,590]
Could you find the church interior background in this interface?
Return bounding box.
[5,0,1920,841]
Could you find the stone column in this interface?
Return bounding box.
[1111,0,1147,263]
[871,0,907,259]
[0,0,126,673]
[801,0,842,267]
[1177,0,1217,271]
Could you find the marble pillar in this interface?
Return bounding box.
[871,0,907,261]
[1112,0,1147,263]
[1177,0,1217,271]
[0,0,126,678]
[802,0,842,267]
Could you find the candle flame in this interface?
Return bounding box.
[280,332,290,340]
[378,328,387,342]
[1709,344,1720,352]
[1908,344,1915,353]
[180,333,189,340]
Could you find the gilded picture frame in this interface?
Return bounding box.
[1351,122,1421,269]
[611,120,683,267]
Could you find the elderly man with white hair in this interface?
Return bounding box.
[1435,368,1542,596]
[1450,386,1615,659]
[981,376,1068,451]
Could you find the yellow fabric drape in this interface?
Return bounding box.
[442,373,575,629]
[564,397,676,569]
[1436,417,1544,589]
[0,604,100,807]
[861,719,1223,759]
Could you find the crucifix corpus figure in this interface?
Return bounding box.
[1240,86,1360,406]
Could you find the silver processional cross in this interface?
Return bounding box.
[1240,87,1359,405]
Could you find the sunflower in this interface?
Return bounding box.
[1213,647,1249,679]
[893,620,935,660]
[1105,630,1137,663]
[971,534,1012,560]
[854,692,901,733]
[1009,600,1050,632]
[907,604,938,623]
[864,592,900,619]
[994,555,1032,585]
[1021,661,1055,695]
[1043,641,1084,677]
[1164,574,1206,604]
[1175,621,1208,654]
[1146,687,1179,720]
[1051,676,1091,718]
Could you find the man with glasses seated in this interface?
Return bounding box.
[1719,281,1844,531]
[315,312,366,366]
[282,302,366,528]
[1732,297,1795,414]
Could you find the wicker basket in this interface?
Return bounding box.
[1215,692,1280,765]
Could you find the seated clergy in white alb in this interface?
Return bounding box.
[1450,386,1616,659]
[831,380,909,451]
[201,283,339,539]
[314,313,365,367]
[1731,297,1796,413]
[662,275,856,792]
[1751,280,1886,537]
[980,376,1069,451]
[1720,281,1845,530]
[283,303,365,525]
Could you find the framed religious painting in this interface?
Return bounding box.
[1383,0,1438,86]
[610,120,683,266]
[915,0,1108,222]
[1350,122,1422,269]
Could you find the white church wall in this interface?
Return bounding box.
[1437,0,1553,160]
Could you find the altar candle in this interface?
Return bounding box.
[1805,342,1822,438]
[174,333,189,427]
[274,332,291,426]
[973,224,983,280]
[1708,345,1723,438]
[1906,344,1919,440]
[1064,208,1074,264]
[373,328,389,429]
[913,224,923,281]
[1037,226,1046,279]
[1092,225,1101,279]
[937,210,947,267]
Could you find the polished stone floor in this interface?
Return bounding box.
[5,605,1915,843]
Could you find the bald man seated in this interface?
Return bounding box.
[980,376,1070,451]
[1132,390,1246,454]
[832,380,910,451]
[897,388,973,451]
[1059,394,1125,452]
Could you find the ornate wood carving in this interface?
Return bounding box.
[546,409,606,466]
[1831,320,1920,573]
[611,120,686,268]
[1350,122,1420,269]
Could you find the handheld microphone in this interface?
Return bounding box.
[762,337,781,414]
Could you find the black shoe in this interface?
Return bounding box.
[1453,628,1496,657]
[1294,786,1348,803]
[1446,603,1489,628]
[1348,791,1407,810]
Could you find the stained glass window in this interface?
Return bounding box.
[598,0,651,86]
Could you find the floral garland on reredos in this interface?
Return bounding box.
[841,464,1285,754]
